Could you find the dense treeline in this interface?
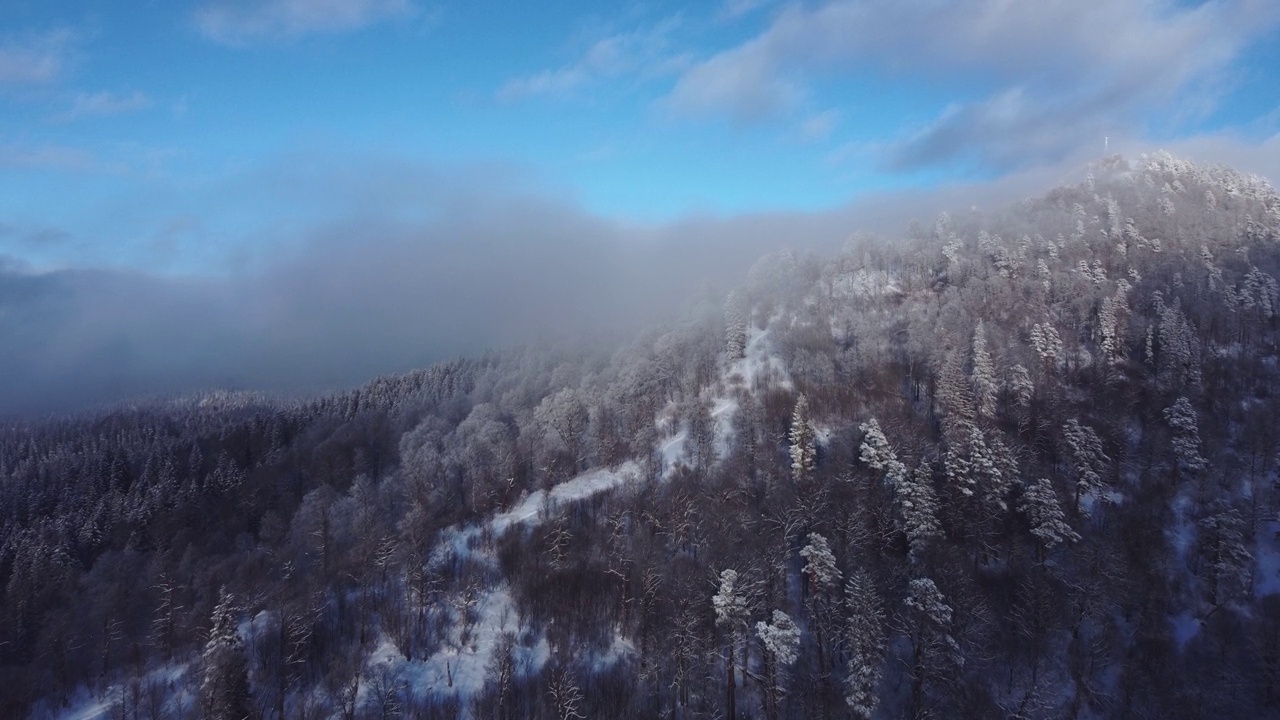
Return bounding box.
[3,153,1280,719]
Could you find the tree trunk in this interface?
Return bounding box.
[726,637,736,720]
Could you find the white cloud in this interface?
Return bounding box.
[0,143,125,174]
[195,0,415,45]
[498,20,683,102]
[720,0,771,21]
[0,29,77,86]
[663,0,1280,168]
[799,109,839,143]
[1153,130,1280,187]
[56,90,152,122]
[662,42,801,121]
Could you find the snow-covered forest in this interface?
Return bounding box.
[4,153,1280,719]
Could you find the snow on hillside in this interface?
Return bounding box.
[360,461,641,708]
[659,322,792,475]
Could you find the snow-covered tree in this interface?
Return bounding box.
[1153,296,1202,391]
[756,610,801,667]
[843,571,885,720]
[1062,419,1109,510]
[800,533,841,593]
[789,395,816,481]
[1098,282,1130,365]
[900,464,942,562]
[1242,266,1279,322]
[756,609,801,719]
[724,290,748,361]
[858,418,899,474]
[944,431,975,498]
[1165,396,1207,475]
[713,569,749,630]
[1019,478,1080,555]
[713,569,752,720]
[904,577,962,667]
[548,667,586,720]
[971,322,998,419]
[937,352,977,422]
[858,419,939,561]
[1009,364,1034,411]
[1030,322,1063,367]
[535,387,590,467]
[200,590,251,720]
[968,425,1015,514]
[1197,500,1253,606]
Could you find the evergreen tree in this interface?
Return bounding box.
[859,420,940,561]
[900,464,942,562]
[1030,321,1063,367]
[1009,364,1034,412]
[857,418,898,474]
[1019,478,1080,557]
[800,533,841,592]
[843,571,885,720]
[200,590,251,720]
[756,610,800,666]
[713,569,752,720]
[789,395,816,481]
[756,610,801,720]
[972,322,998,419]
[1165,396,1207,476]
[725,290,748,361]
[1197,500,1252,606]
[1062,418,1109,510]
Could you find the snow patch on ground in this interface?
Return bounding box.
[55,696,116,720]
[377,461,642,708]
[493,463,640,533]
[659,430,689,476]
[734,324,792,393]
[591,633,636,672]
[1255,515,1280,597]
[662,323,791,475]
[410,585,520,698]
[710,324,790,455]
[655,321,792,476]
[1170,610,1202,648]
[51,663,190,720]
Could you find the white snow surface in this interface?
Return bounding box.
[658,323,791,476]
[711,324,790,458]
[492,462,640,533]
[52,663,189,720]
[56,697,115,720]
[368,461,641,707]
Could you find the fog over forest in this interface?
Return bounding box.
[4,2,1280,720]
[4,153,1280,720]
[0,157,1110,418]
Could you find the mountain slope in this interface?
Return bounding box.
[5,152,1280,719]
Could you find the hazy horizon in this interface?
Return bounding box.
[2,0,1279,416]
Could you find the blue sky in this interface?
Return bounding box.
[1,1,1280,414]
[2,0,1276,276]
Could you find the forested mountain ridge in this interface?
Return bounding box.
[4,152,1280,719]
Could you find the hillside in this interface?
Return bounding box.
[4,152,1280,719]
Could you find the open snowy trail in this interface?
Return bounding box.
[659,322,792,474]
[367,461,642,707]
[491,462,640,533]
[56,328,770,719]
